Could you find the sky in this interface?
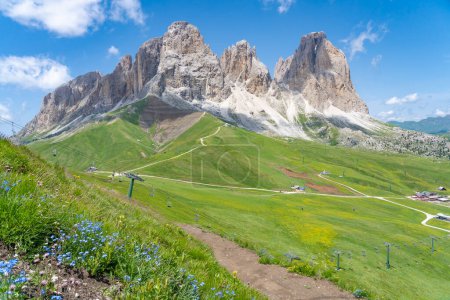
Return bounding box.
[1,0,450,135]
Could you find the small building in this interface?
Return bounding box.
[291,185,305,191]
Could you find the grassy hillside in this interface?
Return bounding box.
[27,113,450,299]
[87,173,450,299]
[0,139,262,299]
[30,113,450,196]
[29,118,156,172]
[139,115,450,196]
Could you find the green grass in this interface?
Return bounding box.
[1,139,263,299]
[29,118,156,172]
[87,173,450,300]
[27,113,450,299]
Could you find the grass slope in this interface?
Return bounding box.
[87,173,450,300]
[0,139,262,299]
[28,113,450,299]
[29,118,156,172]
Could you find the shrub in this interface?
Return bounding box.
[288,261,316,277]
[353,288,369,298]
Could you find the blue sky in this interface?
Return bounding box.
[1,0,450,135]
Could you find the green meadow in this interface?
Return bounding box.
[28,106,450,299]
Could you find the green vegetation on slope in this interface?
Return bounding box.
[0,139,262,299]
[28,113,450,299]
[87,173,450,300]
[29,118,156,172]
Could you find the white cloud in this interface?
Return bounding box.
[0,104,12,121]
[343,22,388,60]
[0,0,105,37]
[385,93,418,105]
[435,109,450,117]
[262,0,296,14]
[110,0,145,24]
[378,110,395,120]
[371,54,382,67]
[108,45,120,56]
[0,56,72,90]
[0,0,146,37]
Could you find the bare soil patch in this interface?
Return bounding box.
[139,96,203,145]
[181,225,353,300]
[279,167,310,180]
[306,183,343,195]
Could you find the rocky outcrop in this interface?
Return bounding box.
[24,24,371,137]
[157,21,226,101]
[220,40,271,95]
[23,72,101,134]
[275,32,369,114]
[132,38,163,93]
[20,21,449,158]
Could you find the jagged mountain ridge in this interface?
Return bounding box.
[21,21,449,158]
[22,21,368,136]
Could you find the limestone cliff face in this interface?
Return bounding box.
[157,21,226,101]
[220,40,271,95]
[24,72,101,134]
[22,22,369,138]
[275,32,369,113]
[132,38,163,93]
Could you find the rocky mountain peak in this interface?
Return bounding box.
[157,21,225,101]
[275,31,368,113]
[116,55,133,72]
[162,21,210,55]
[23,21,370,142]
[220,40,270,95]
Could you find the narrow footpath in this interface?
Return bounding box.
[181,225,353,300]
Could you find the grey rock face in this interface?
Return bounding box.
[132,38,163,93]
[275,32,369,113]
[157,21,225,100]
[24,72,102,135]
[21,40,164,136]
[220,40,271,95]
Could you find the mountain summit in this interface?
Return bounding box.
[22,21,367,135]
[21,21,449,158]
[275,31,368,114]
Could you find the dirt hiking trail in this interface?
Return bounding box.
[181,225,353,300]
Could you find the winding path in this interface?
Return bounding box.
[99,123,450,233]
[92,122,450,299]
[318,174,450,233]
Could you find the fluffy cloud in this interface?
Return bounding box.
[343,22,388,60]
[371,54,382,67]
[108,45,120,56]
[0,0,104,37]
[110,0,145,24]
[378,110,395,120]
[385,93,418,105]
[262,0,296,14]
[435,109,450,117]
[0,104,12,121]
[0,56,72,90]
[0,0,145,37]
